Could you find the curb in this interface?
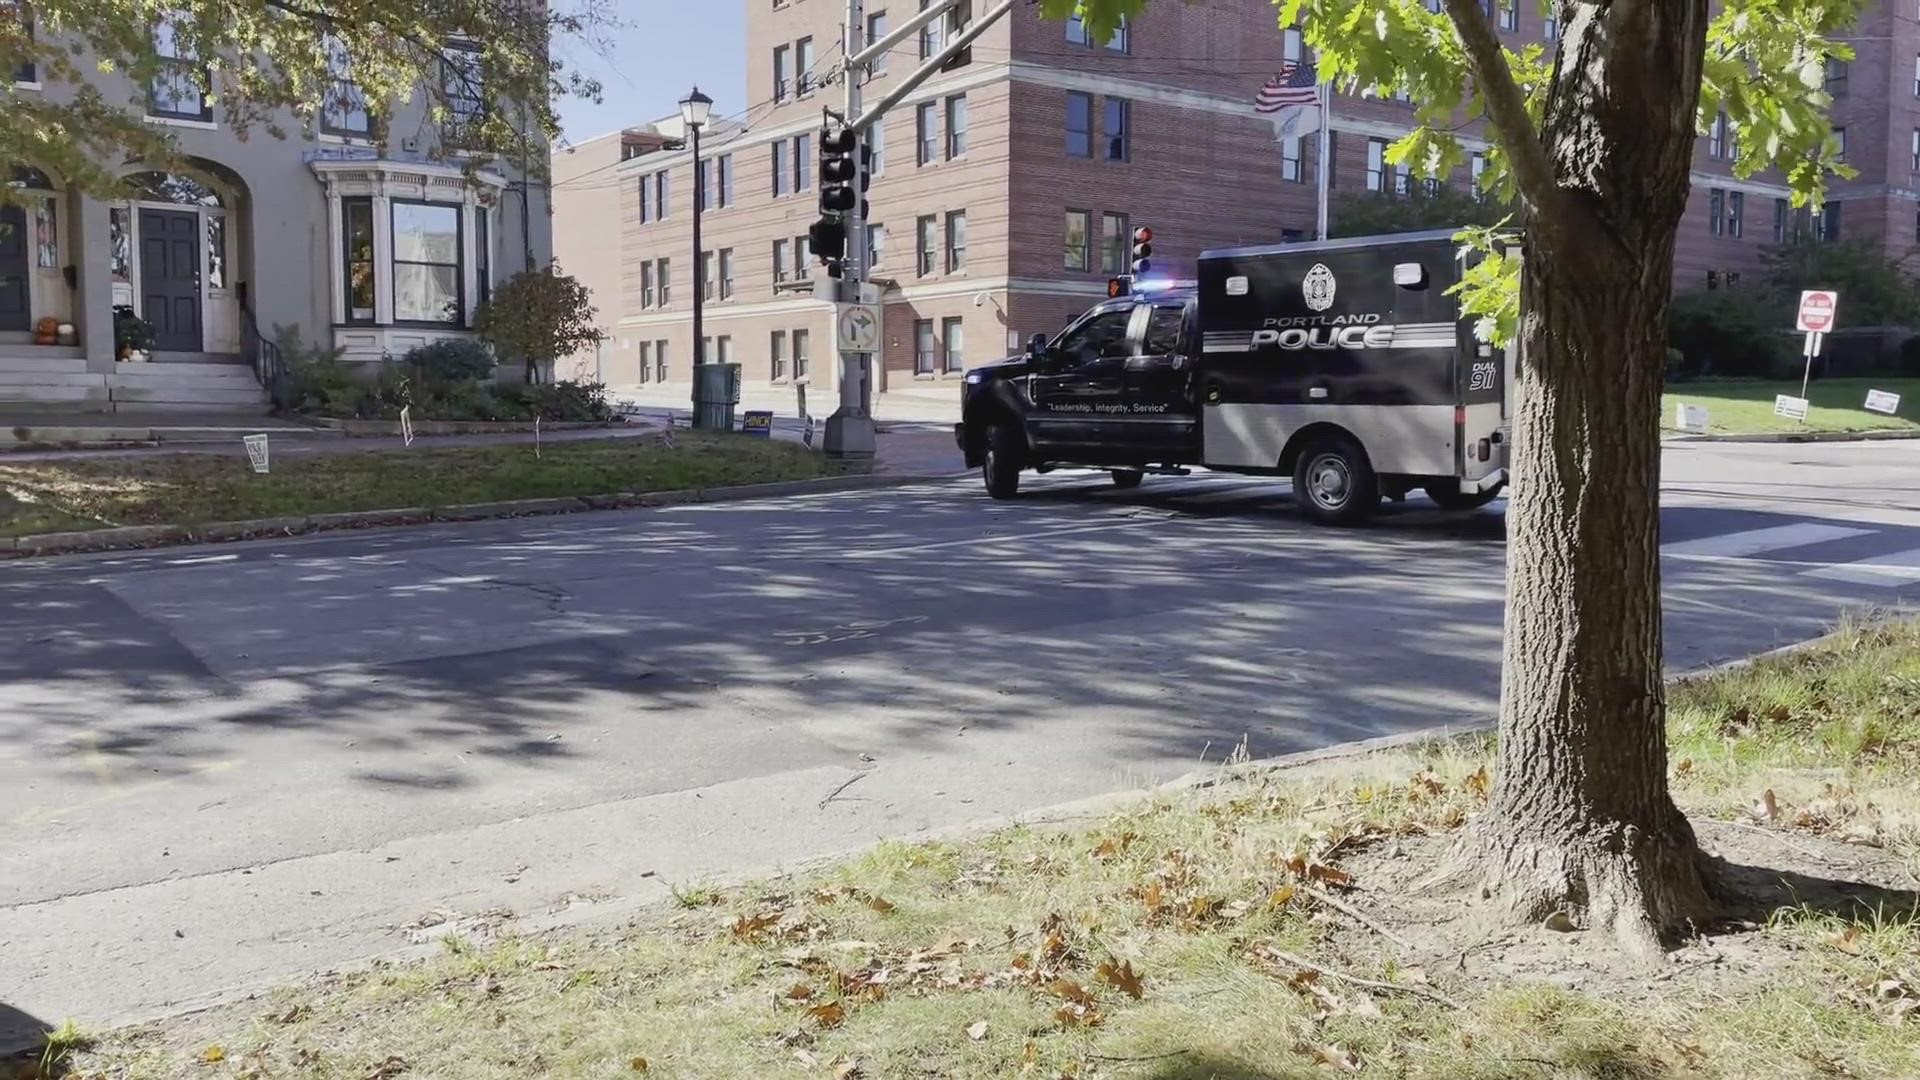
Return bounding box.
[1664,428,1920,444]
[0,472,940,559]
[303,417,626,437]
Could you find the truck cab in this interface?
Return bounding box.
[955,229,1514,525]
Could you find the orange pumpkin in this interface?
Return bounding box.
[33,317,57,345]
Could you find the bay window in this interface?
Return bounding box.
[391,201,463,324]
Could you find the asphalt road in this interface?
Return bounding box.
[3,438,1918,1042]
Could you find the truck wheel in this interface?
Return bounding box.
[1425,483,1502,512]
[1111,469,1144,489]
[982,422,1023,499]
[1292,435,1379,526]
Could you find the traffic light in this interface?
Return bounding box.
[1130,226,1153,277]
[812,125,869,279]
[1107,277,1129,298]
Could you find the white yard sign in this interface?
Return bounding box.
[1864,389,1901,415]
[1773,394,1810,422]
[243,433,270,474]
[400,405,415,446]
[1674,402,1709,434]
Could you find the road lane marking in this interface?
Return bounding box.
[1801,547,1920,587]
[15,759,243,827]
[1661,523,1875,559]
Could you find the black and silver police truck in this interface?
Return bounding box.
[953,229,1513,525]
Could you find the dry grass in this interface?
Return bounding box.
[57,622,1920,1080]
[0,434,836,539]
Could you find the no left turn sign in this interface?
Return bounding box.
[1796,290,1838,334]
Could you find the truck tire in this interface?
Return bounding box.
[1424,483,1502,512]
[1292,435,1379,526]
[1111,469,1144,489]
[982,421,1023,499]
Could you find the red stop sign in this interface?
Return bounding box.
[1797,290,1837,333]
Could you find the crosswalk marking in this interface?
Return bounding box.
[1802,547,1920,587]
[1660,523,1875,559]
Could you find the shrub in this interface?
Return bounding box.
[1667,288,1794,379]
[277,325,372,417]
[403,338,496,384]
[474,262,602,383]
[1901,335,1920,376]
[113,305,155,357]
[1665,347,1695,383]
[497,380,615,422]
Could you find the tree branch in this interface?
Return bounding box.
[1439,0,1564,223]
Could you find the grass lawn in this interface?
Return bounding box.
[0,434,836,539]
[47,621,1920,1079]
[1662,377,1919,436]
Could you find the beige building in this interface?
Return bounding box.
[558,0,1863,421]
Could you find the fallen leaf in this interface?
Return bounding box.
[833,1060,863,1079]
[1830,926,1865,955]
[1097,959,1145,1000]
[1675,758,1694,775]
[270,1004,310,1024]
[1268,883,1297,908]
[363,1056,409,1080]
[732,911,782,939]
[200,1046,227,1064]
[967,1020,990,1041]
[1750,789,1780,822]
[1303,1042,1363,1072]
[794,1049,820,1068]
[1141,881,1166,919]
[785,983,816,1001]
[862,894,896,915]
[810,1002,847,1029]
[1307,863,1354,888]
[1050,978,1096,1006]
[1767,704,1792,724]
[1052,1002,1103,1028]
[1459,1032,1474,1050]
[1463,766,1491,798]
[629,1058,649,1072]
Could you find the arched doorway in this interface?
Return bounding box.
[0,166,64,337]
[115,166,244,354]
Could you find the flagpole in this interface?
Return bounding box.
[1314,80,1331,241]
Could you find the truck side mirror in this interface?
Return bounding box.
[1026,332,1048,359]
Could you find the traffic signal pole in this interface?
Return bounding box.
[821,0,1011,463]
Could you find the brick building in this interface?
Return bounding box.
[558,0,1875,417]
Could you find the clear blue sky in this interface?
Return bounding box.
[553,1,749,146]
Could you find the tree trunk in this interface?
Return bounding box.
[1443,3,1718,954]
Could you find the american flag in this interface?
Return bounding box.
[1255,59,1319,113]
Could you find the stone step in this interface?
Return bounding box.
[112,385,270,407]
[114,372,265,390]
[117,361,261,380]
[0,385,114,408]
[106,400,275,416]
[148,351,248,365]
[0,356,90,375]
[0,372,110,388]
[0,344,86,360]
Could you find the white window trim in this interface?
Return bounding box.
[145,115,218,131]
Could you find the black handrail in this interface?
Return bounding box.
[236,282,289,409]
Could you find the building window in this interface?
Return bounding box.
[655,171,669,219]
[1819,200,1841,242]
[1913,129,1919,172]
[637,341,651,383]
[915,319,936,373]
[1366,138,1387,192]
[866,11,889,76]
[1499,0,1517,31]
[1470,152,1488,200]
[773,140,790,197]
[440,42,486,141]
[917,102,938,165]
[1825,57,1848,95]
[638,175,651,223]
[717,154,734,208]
[658,258,671,305]
[795,234,813,280]
[1708,113,1728,159]
[868,223,886,268]
[339,196,376,323]
[1728,191,1743,238]
[1100,212,1129,275]
[946,95,968,159]
[321,36,371,137]
[917,214,937,276]
[655,340,667,383]
[1066,13,1089,45]
[701,251,716,301]
[1773,197,1789,243]
[1709,189,1724,237]
[716,335,733,365]
[1282,137,1303,182]
[1106,15,1130,52]
[1544,13,1558,39]
[1065,209,1091,271]
[109,207,132,283]
[475,209,490,308]
[149,18,212,121]
[793,328,810,378]
[1066,92,1093,158]
[1103,98,1131,161]
[796,36,815,97]
[774,44,790,103]
[794,133,812,191]
[1914,53,1919,96]
[391,201,462,324]
[917,0,943,58]
[718,249,734,300]
[641,261,654,307]
[9,0,34,84]
[773,238,790,283]
[943,316,965,373]
[771,330,787,380]
[1833,126,1846,162]
[946,210,967,272]
[866,122,886,176]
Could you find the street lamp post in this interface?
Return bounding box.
[680,86,713,427]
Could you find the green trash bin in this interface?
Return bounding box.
[693,362,741,430]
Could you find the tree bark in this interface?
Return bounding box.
[1440,2,1718,953]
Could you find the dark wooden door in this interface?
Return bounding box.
[0,205,28,333]
[139,208,201,351]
